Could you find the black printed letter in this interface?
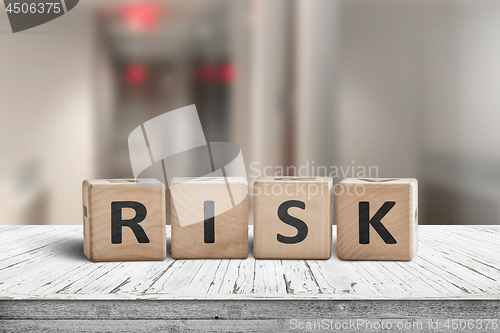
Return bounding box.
[204,200,215,243]
[359,201,397,244]
[111,201,149,244]
[277,200,308,244]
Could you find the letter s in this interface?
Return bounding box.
[277,200,308,244]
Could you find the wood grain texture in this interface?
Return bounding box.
[82,179,166,262]
[3,300,500,320]
[2,300,500,332]
[0,225,500,300]
[170,177,248,259]
[0,318,499,333]
[337,178,418,261]
[253,177,333,259]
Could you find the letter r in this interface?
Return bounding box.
[111,201,150,244]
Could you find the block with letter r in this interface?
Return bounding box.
[336,178,418,260]
[253,177,333,259]
[82,179,166,262]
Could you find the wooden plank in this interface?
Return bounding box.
[0,226,500,300]
[0,320,282,333]
[0,226,81,266]
[2,300,500,320]
[218,258,256,295]
[253,259,287,294]
[2,300,500,333]
[0,318,494,333]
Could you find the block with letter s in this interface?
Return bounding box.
[253,177,333,259]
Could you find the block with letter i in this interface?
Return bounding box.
[170,177,249,259]
[253,177,333,259]
[337,178,418,261]
[82,179,166,262]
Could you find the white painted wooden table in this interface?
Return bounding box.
[1,225,500,332]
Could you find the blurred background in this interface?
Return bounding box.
[1,0,500,225]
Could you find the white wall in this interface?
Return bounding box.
[337,0,500,224]
[0,4,96,224]
[337,0,423,179]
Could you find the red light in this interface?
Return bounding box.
[219,63,236,84]
[125,63,148,86]
[122,1,162,33]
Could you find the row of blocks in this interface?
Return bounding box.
[83,177,418,262]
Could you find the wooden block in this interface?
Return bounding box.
[82,179,166,262]
[337,178,418,261]
[170,177,248,259]
[253,177,333,259]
